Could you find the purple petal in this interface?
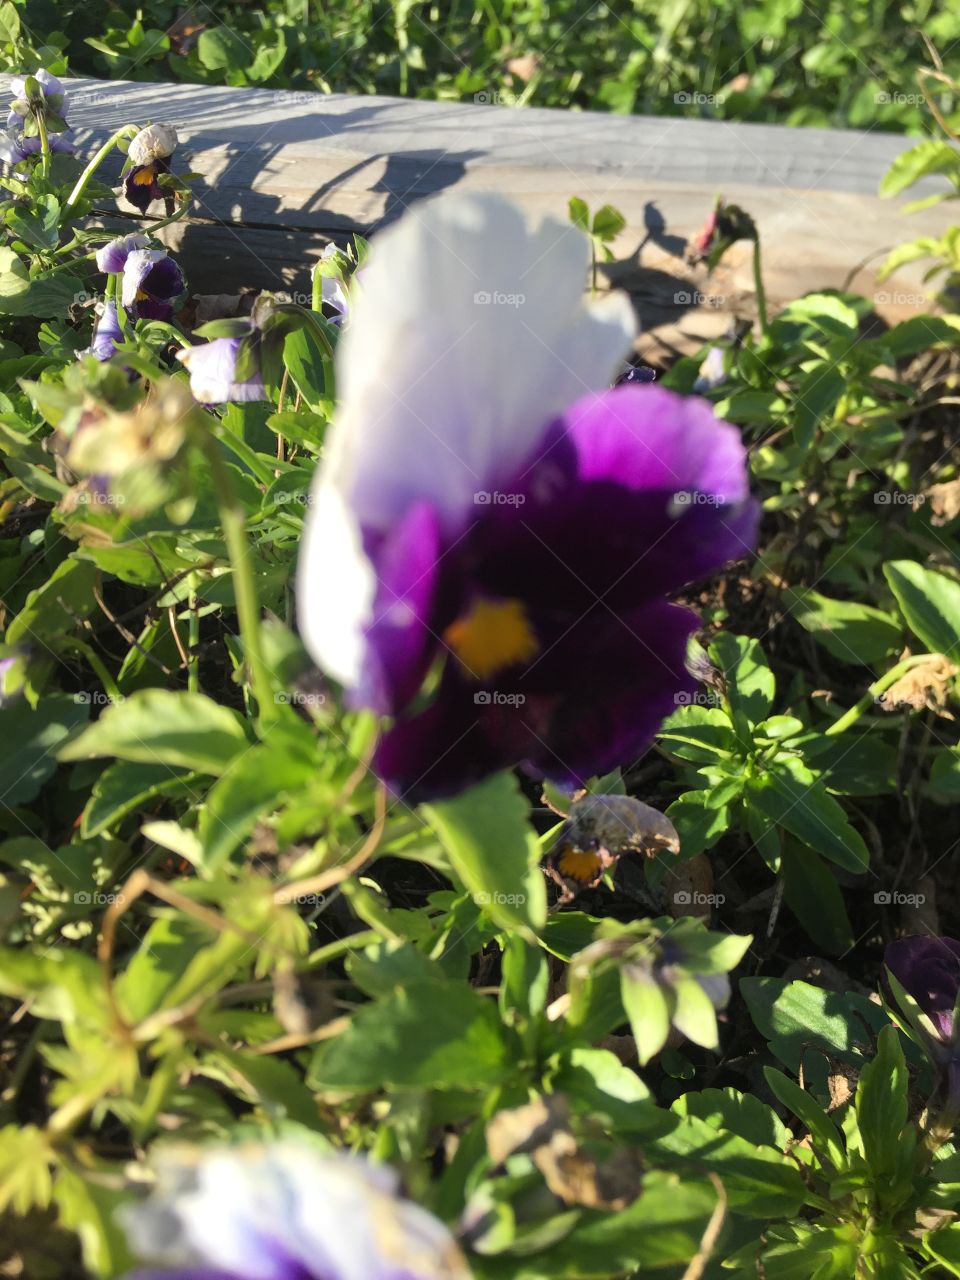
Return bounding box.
[885,936,960,1043]
[471,385,758,613]
[177,338,268,404]
[90,300,123,361]
[376,599,698,800]
[124,161,167,213]
[121,249,184,320]
[97,233,151,274]
[356,502,443,714]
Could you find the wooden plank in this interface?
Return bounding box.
[5,76,955,358]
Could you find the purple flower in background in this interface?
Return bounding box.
[297,193,757,802]
[119,1143,469,1280]
[178,331,269,403]
[88,300,123,362]
[0,130,74,164]
[7,69,68,127]
[693,345,728,394]
[120,248,185,321]
[885,935,960,1057]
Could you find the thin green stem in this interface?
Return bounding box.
[187,589,200,694]
[63,125,140,212]
[35,110,51,181]
[752,237,769,336]
[199,430,276,723]
[311,261,323,312]
[824,654,940,737]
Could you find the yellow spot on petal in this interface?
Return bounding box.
[443,596,538,681]
[556,848,603,885]
[132,165,156,185]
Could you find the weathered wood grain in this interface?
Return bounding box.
[5,76,956,357]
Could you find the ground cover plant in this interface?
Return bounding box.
[0,23,960,1280]
[0,0,959,129]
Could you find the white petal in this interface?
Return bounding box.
[329,191,635,537]
[297,480,376,686]
[298,191,635,684]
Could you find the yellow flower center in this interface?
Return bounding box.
[443,596,539,681]
[132,165,156,186]
[555,848,603,885]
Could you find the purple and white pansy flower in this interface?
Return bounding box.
[296,192,758,802]
[119,1142,470,1280]
[95,234,185,322]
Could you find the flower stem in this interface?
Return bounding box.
[311,261,323,312]
[752,238,769,336]
[187,588,200,694]
[824,654,940,737]
[199,430,276,722]
[35,110,51,181]
[63,124,140,212]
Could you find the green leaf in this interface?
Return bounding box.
[59,689,252,773]
[115,915,214,1023]
[197,26,250,71]
[880,139,960,198]
[7,556,99,646]
[283,325,330,412]
[0,2,22,42]
[0,1125,53,1214]
[784,586,901,665]
[742,977,887,1073]
[781,840,853,954]
[308,979,511,1090]
[764,1066,846,1167]
[424,772,546,937]
[0,248,82,318]
[197,739,316,869]
[708,632,774,727]
[81,761,201,838]
[0,694,88,806]
[53,1167,133,1277]
[675,1087,789,1150]
[884,560,960,659]
[664,791,729,858]
[620,967,671,1065]
[568,196,590,232]
[792,364,846,449]
[657,705,737,761]
[781,293,859,335]
[748,756,869,872]
[856,1024,908,1179]
[653,1112,807,1217]
[591,203,626,242]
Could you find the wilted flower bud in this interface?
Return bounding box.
[687,198,757,271]
[127,122,178,167]
[67,380,195,486]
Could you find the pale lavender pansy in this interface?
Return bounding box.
[296,192,758,801]
[177,332,269,404]
[0,130,74,163]
[119,1142,470,1280]
[96,233,152,275]
[88,300,124,362]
